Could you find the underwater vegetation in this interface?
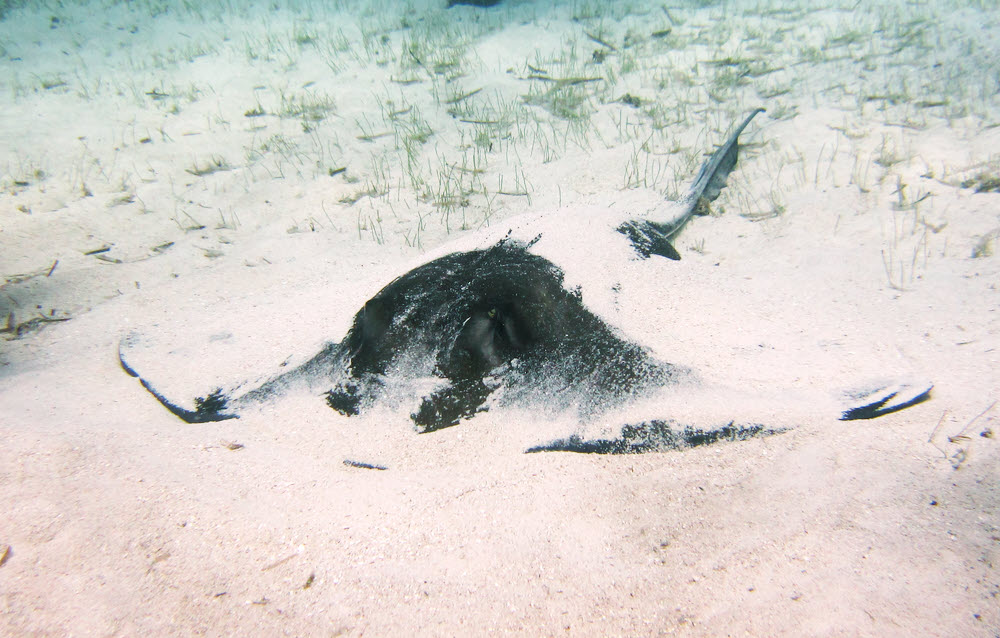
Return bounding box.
[2,0,999,337]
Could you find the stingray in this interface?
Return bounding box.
[120,109,932,453]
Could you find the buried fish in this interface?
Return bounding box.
[120,109,932,453]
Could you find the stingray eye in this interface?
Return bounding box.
[487,308,497,319]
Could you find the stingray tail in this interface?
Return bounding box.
[118,340,238,423]
[684,108,765,211]
[617,109,764,259]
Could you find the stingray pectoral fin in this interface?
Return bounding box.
[839,379,933,420]
[526,420,785,454]
[412,378,493,433]
[119,341,238,423]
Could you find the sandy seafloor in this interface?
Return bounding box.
[1,0,999,635]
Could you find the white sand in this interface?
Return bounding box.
[2,0,998,635]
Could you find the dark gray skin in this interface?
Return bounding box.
[120,109,931,454]
[447,0,503,7]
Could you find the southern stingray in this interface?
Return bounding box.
[120,109,932,453]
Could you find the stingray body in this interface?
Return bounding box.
[322,238,679,432]
[121,109,932,453]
